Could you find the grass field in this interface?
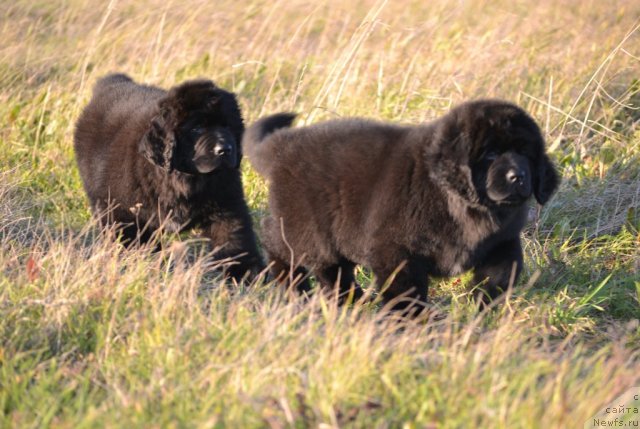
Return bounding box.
[1,0,640,427]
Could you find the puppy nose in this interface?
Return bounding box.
[506,168,525,184]
[214,143,232,156]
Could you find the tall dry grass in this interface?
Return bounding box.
[1,0,640,427]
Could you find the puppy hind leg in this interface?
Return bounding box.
[372,258,429,316]
[266,254,312,294]
[313,259,364,304]
[261,216,311,293]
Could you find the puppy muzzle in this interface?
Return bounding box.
[193,131,238,173]
[213,141,237,167]
[485,159,532,204]
[506,167,531,197]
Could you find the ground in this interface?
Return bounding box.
[0,0,639,427]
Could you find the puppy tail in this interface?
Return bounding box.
[243,113,296,178]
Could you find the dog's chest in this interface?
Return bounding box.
[432,241,477,276]
[148,177,216,230]
[160,194,214,229]
[426,209,515,276]
[134,198,190,232]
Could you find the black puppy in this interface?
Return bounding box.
[244,100,558,310]
[74,73,263,280]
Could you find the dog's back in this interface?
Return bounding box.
[75,74,163,154]
[74,74,164,204]
[244,115,408,182]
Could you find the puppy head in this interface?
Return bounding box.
[139,79,244,174]
[428,100,558,207]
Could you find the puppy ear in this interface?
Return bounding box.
[434,158,480,204]
[139,107,176,171]
[426,114,481,204]
[211,90,245,168]
[533,153,559,205]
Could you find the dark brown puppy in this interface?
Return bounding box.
[244,100,558,310]
[74,73,263,280]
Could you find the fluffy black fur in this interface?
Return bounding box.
[74,73,263,280]
[245,100,559,310]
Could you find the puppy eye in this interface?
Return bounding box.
[190,127,205,135]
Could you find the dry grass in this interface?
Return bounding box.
[1,0,640,427]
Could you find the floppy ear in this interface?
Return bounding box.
[426,113,481,204]
[433,157,479,203]
[211,90,245,168]
[139,106,176,171]
[533,153,559,204]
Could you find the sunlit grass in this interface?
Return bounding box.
[1,0,639,427]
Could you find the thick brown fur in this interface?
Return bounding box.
[245,100,558,311]
[74,73,263,280]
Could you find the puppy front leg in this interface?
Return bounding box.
[203,202,264,282]
[118,223,156,248]
[472,238,523,309]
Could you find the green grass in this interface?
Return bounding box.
[1,0,639,427]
